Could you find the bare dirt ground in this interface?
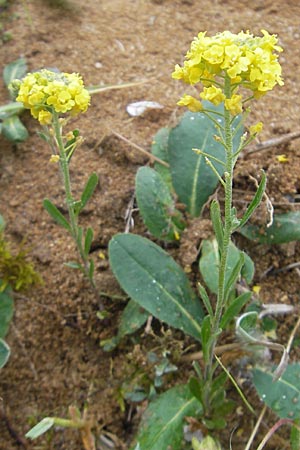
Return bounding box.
[1,0,300,449]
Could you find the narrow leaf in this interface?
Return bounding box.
[238,171,266,229]
[220,291,251,329]
[132,384,202,450]
[64,261,82,270]
[224,252,245,302]
[109,233,203,341]
[198,283,213,321]
[2,115,28,142]
[210,200,223,249]
[239,211,300,244]
[0,339,10,368]
[84,227,93,257]
[25,418,55,439]
[3,58,27,88]
[43,199,71,231]
[201,315,212,362]
[80,173,98,210]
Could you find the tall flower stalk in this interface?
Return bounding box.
[12,70,103,308]
[173,29,283,413]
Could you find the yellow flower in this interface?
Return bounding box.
[276,154,289,163]
[49,154,60,163]
[15,69,90,123]
[177,94,203,112]
[173,29,283,108]
[249,122,263,135]
[224,94,243,115]
[200,86,225,105]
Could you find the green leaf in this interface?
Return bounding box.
[0,102,24,120]
[0,214,5,232]
[118,299,149,339]
[136,167,185,241]
[168,105,243,217]
[109,233,204,341]
[224,252,245,302]
[201,315,212,362]
[291,419,300,450]
[239,212,300,244]
[2,115,28,142]
[80,173,98,210]
[43,199,71,231]
[84,227,93,257]
[0,339,10,368]
[64,261,82,270]
[210,200,223,249]
[220,291,251,330]
[237,171,266,229]
[198,283,213,321]
[132,384,202,450]
[151,127,172,189]
[101,300,149,352]
[25,417,55,439]
[3,58,27,88]
[253,363,300,419]
[199,238,254,295]
[0,285,14,338]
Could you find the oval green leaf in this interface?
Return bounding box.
[239,211,300,244]
[109,233,203,341]
[0,339,10,368]
[253,363,300,419]
[132,384,202,450]
[2,115,28,142]
[136,167,184,241]
[168,105,243,217]
[3,58,27,88]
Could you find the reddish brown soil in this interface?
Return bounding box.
[1,0,300,449]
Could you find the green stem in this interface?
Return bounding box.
[51,112,103,307]
[203,74,234,409]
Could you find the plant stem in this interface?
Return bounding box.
[203,74,234,408]
[52,112,103,308]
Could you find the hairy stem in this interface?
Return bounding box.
[203,74,234,409]
[51,112,102,306]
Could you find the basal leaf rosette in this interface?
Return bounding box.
[172,30,284,115]
[13,70,90,125]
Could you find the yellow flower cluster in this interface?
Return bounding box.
[15,70,90,124]
[173,30,283,115]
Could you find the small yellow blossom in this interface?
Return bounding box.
[249,122,263,135]
[173,30,283,113]
[49,154,60,163]
[252,285,261,295]
[276,154,289,163]
[38,110,53,125]
[200,86,225,105]
[98,251,106,260]
[173,230,180,240]
[177,94,203,112]
[15,69,90,124]
[224,94,243,116]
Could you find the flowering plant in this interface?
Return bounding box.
[12,69,102,306]
[109,30,290,449]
